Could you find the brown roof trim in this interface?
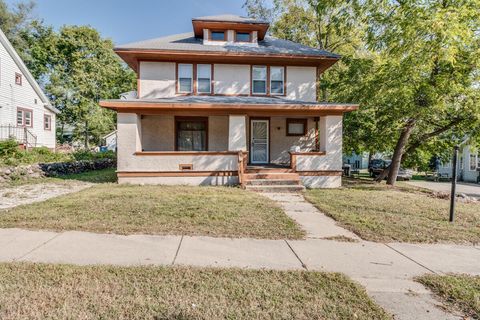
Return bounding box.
[114,49,340,73]
[99,100,358,115]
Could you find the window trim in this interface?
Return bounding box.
[251,65,287,96]
[209,30,227,42]
[286,118,308,136]
[15,72,22,86]
[176,63,194,94]
[196,64,212,94]
[235,31,251,43]
[44,114,52,131]
[17,107,33,127]
[174,116,209,151]
[269,66,285,96]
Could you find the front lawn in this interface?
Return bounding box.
[304,180,480,244]
[0,263,391,320]
[0,184,304,239]
[417,274,480,319]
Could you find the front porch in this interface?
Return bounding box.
[100,96,357,188]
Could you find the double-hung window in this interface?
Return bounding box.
[236,32,250,42]
[210,31,225,41]
[178,64,193,93]
[469,153,477,171]
[270,66,285,95]
[252,66,267,95]
[17,108,32,127]
[44,114,52,130]
[197,64,212,94]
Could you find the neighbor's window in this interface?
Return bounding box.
[44,114,51,130]
[286,118,307,136]
[270,66,285,95]
[469,153,477,171]
[178,64,193,93]
[17,108,32,127]
[197,64,212,94]
[15,72,22,85]
[176,117,208,151]
[252,66,267,94]
[210,31,225,41]
[236,32,250,42]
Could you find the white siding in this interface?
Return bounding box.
[0,40,55,148]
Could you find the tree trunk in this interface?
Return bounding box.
[386,119,417,185]
[84,120,89,149]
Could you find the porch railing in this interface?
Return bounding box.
[238,151,248,188]
[0,125,37,148]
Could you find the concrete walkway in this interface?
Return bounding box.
[1,193,478,319]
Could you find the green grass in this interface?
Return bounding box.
[304,179,480,244]
[0,263,391,320]
[0,184,304,239]
[417,274,480,319]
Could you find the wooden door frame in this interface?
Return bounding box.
[249,117,270,164]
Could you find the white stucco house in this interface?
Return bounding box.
[438,145,479,183]
[0,28,59,149]
[100,14,358,189]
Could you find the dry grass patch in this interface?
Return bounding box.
[0,184,304,239]
[417,274,480,319]
[0,263,391,320]
[305,180,480,244]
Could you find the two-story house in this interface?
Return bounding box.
[0,28,58,149]
[100,14,358,189]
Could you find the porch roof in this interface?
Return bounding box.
[100,96,358,116]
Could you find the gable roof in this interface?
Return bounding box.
[0,28,59,114]
[116,32,340,58]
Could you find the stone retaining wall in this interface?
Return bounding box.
[0,159,116,183]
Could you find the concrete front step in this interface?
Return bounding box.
[245,168,294,174]
[245,185,306,193]
[244,173,300,180]
[245,179,301,186]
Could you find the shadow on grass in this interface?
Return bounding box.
[57,168,117,184]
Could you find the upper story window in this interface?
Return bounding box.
[270,66,285,95]
[252,66,267,95]
[177,64,193,93]
[17,108,32,127]
[15,72,22,85]
[44,114,52,130]
[210,31,225,41]
[469,153,478,171]
[235,32,250,42]
[197,64,212,94]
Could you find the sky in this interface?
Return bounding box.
[6,0,248,45]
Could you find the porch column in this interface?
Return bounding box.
[117,113,142,172]
[228,115,247,151]
[319,115,343,170]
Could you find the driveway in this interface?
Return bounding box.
[407,180,480,199]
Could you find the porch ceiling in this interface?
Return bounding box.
[100,96,359,116]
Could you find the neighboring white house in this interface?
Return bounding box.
[100,14,358,189]
[343,152,370,170]
[438,145,479,183]
[102,130,117,151]
[0,28,59,149]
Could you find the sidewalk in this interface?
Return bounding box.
[1,228,478,319]
[1,192,478,320]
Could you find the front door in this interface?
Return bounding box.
[250,119,269,164]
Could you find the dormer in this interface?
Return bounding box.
[192,14,269,47]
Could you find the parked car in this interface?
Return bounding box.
[369,159,413,180]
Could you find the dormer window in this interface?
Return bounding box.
[210,31,225,41]
[235,32,251,42]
